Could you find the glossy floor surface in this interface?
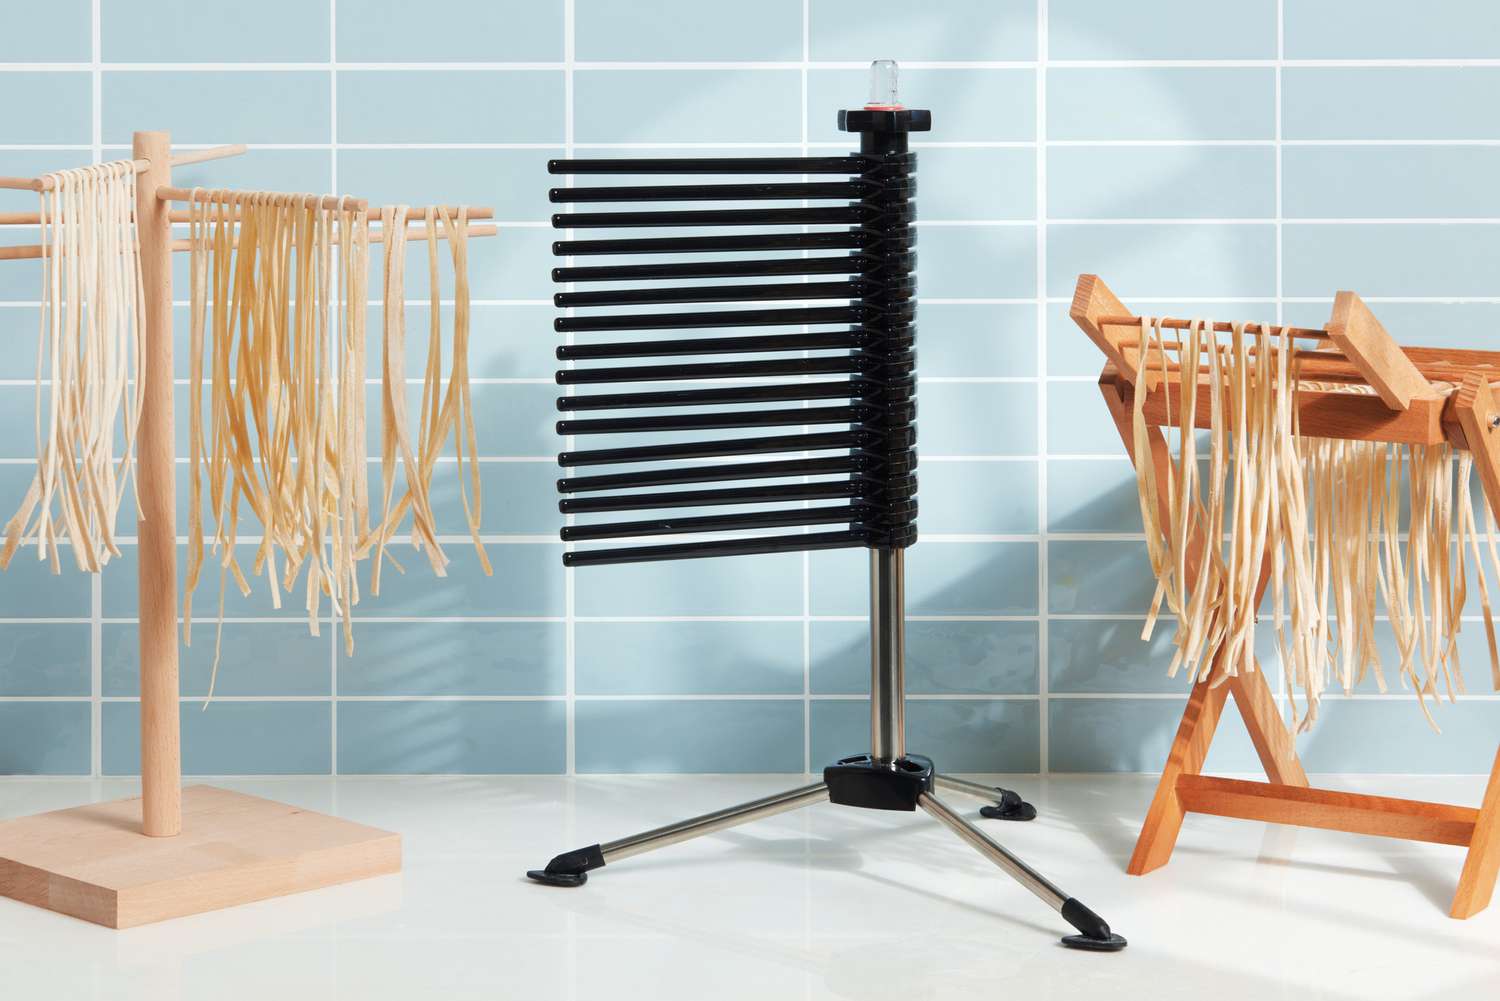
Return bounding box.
[2,774,1497,1000]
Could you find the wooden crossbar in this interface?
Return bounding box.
[1076,272,1500,921]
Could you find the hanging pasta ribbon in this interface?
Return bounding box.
[1,162,145,574]
[1130,317,1498,731]
[184,191,488,694]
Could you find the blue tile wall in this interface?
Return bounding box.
[0,2,1494,779]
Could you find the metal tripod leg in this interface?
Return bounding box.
[527,781,829,886]
[932,774,1038,822]
[919,791,1127,951]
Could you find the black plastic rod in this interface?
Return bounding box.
[555,305,862,333]
[559,456,860,493]
[559,430,860,467]
[560,481,860,514]
[553,206,863,229]
[561,505,859,541]
[550,181,869,203]
[558,405,864,436]
[558,330,862,360]
[548,156,865,175]
[558,380,856,411]
[553,231,865,256]
[557,357,860,385]
[555,279,862,309]
[563,530,867,566]
[553,256,862,283]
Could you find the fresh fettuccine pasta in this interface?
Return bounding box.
[2,162,145,574]
[1130,316,1499,730]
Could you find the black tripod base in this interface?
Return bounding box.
[527,843,604,886]
[1060,898,1128,951]
[980,788,1038,822]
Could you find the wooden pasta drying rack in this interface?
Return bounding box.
[0,132,496,928]
[1071,273,1500,920]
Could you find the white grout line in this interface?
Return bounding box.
[1035,0,1051,775]
[89,0,103,779]
[562,0,577,779]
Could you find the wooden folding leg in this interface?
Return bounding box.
[1102,372,1309,874]
[1452,747,1500,918]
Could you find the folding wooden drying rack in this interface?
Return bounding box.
[1071,273,1500,919]
[0,132,496,928]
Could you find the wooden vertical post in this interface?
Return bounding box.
[133,130,181,838]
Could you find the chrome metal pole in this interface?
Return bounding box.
[869,547,906,763]
[934,774,1010,802]
[600,782,830,864]
[917,791,1068,912]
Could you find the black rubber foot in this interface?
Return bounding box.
[978,788,1037,822]
[1061,932,1128,952]
[525,843,605,888]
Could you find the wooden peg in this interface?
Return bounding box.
[1326,291,1435,411]
[1454,373,1500,526]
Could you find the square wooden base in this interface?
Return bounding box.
[0,784,401,928]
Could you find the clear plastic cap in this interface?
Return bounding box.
[865,59,902,110]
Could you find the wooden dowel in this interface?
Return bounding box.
[2,205,495,227]
[1098,315,1332,342]
[133,131,181,839]
[0,177,42,191]
[1,223,498,261]
[156,187,369,211]
[167,143,248,168]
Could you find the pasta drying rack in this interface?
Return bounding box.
[0,132,496,928]
[1072,273,1500,920]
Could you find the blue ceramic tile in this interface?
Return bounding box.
[102,623,331,698]
[811,699,1041,773]
[1048,223,1277,299]
[165,149,333,198]
[1045,381,1125,456]
[0,702,90,775]
[0,73,90,145]
[1048,697,1263,772]
[339,71,563,144]
[365,304,556,382]
[103,0,327,61]
[1049,145,1275,220]
[811,619,1039,695]
[339,621,564,696]
[1,2,89,60]
[1283,146,1500,219]
[1284,0,1500,59]
[1281,301,1500,355]
[0,624,90,697]
[1048,540,1156,615]
[1047,299,1279,377]
[357,543,563,618]
[574,699,803,773]
[339,149,557,223]
[919,382,1038,456]
[423,461,557,537]
[916,148,1035,222]
[1283,68,1500,141]
[1049,620,1284,695]
[919,304,1038,379]
[577,0,801,60]
[1048,458,1142,532]
[103,700,332,775]
[916,225,1036,299]
[917,460,1038,534]
[102,71,331,145]
[575,621,803,695]
[1282,224,1500,299]
[810,542,1039,616]
[336,0,563,62]
[1051,0,1276,59]
[337,699,566,773]
[575,70,800,144]
[1048,69,1275,141]
[808,69,1035,143]
[1297,700,1500,774]
[810,0,1035,61]
[364,383,555,458]
[575,551,803,617]
[0,541,92,618]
